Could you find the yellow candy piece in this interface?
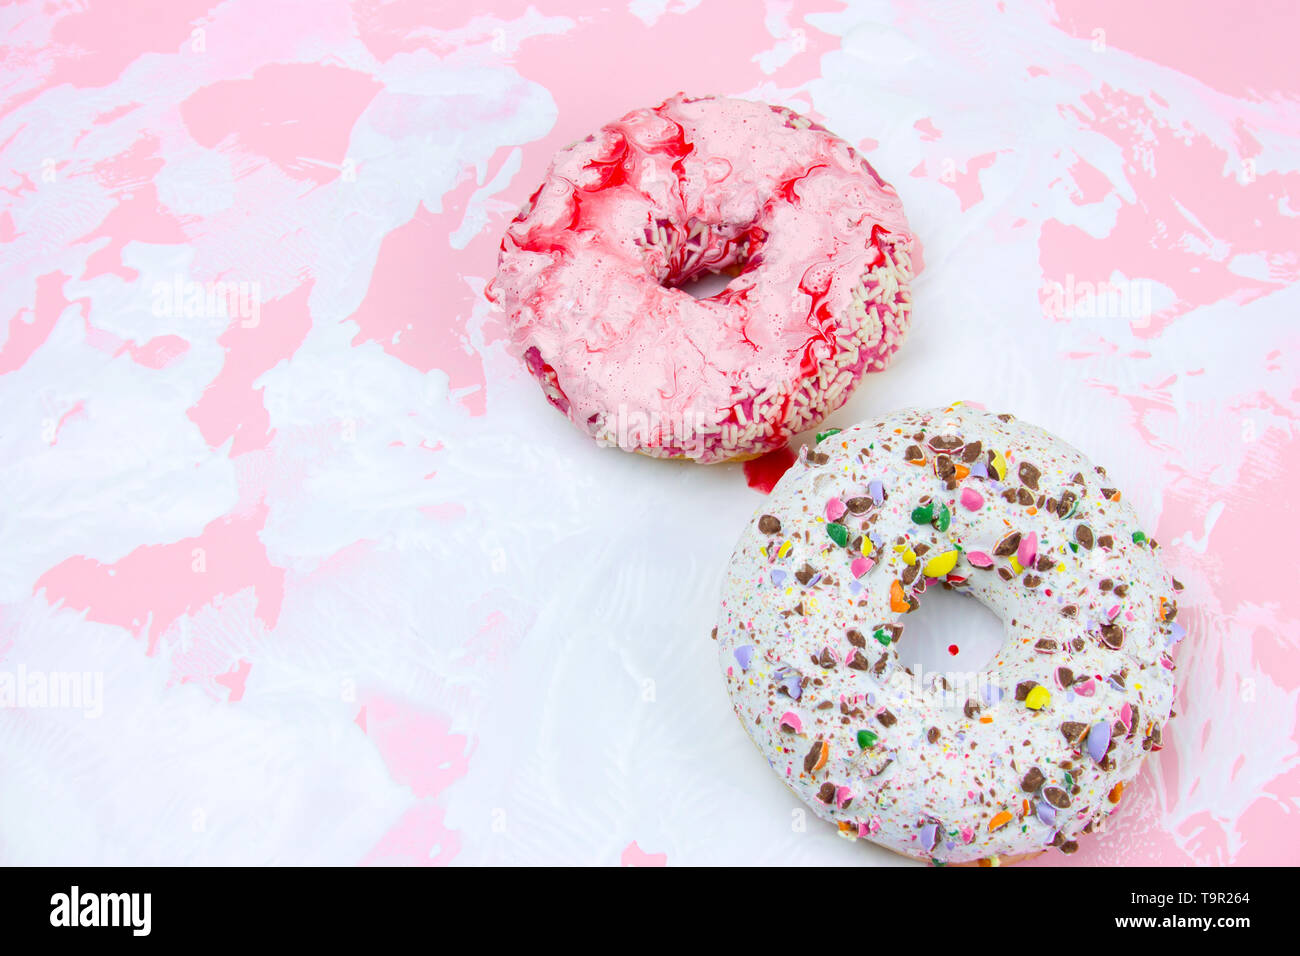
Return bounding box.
[922,549,959,578]
[1025,685,1051,710]
[1009,556,1023,574]
[991,450,1008,481]
[862,535,875,556]
[903,548,917,566]
[778,540,793,558]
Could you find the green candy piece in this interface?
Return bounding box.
[826,522,849,547]
[816,427,842,444]
[911,501,935,524]
[934,503,952,532]
[1132,530,1147,544]
[874,628,891,646]
[1068,541,1079,553]
[857,729,878,749]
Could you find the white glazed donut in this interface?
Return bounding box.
[714,403,1183,864]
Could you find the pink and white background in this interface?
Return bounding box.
[1,0,1296,866]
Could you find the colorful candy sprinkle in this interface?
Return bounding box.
[990,450,1008,481]
[922,549,959,578]
[1024,685,1051,710]
[1017,531,1038,568]
[1087,720,1111,762]
[816,428,842,444]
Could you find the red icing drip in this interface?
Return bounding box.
[743,444,797,494]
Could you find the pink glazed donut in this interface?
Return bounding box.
[487,94,919,463]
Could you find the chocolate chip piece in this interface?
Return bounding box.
[997,567,1014,581]
[927,727,940,744]
[1071,637,1085,652]
[1099,578,1113,591]
[1061,721,1088,745]
[1056,667,1074,686]
[1100,623,1125,649]
[1060,840,1079,854]
[1172,577,1184,591]
[929,435,963,451]
[1021,767,1046,792]
[816,782,836,804]
[1058,490,1077,516]
[1043,786,1071,808]
[817,647,837,668]
[846,628,866,648]
[794,563,817,585]
[1017,488,1034,506]
[1018,462,1041,489]
[935,455,956,481]
[758,514,781,535]
[1075,524,1094,549]
[960,440,983,463]
[963,699,982,718]
[1014,680,1037,701]
[1100,487,1118,500]
[1097,534,1114,549]
[1060,604,1078,618]
[872,653,889,676]
[1023,574,1042,589]
[847,651,870,671]
[877,709,897,728]
[845,496,872,515]
[1035,555,1054,572]
[1114,584,1128,597]
[807,450,830,466]
[993,531,1022,557]
[997,413,1015,422]
[1034,638,1057,652]
[904,444,924,461]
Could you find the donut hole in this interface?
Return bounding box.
[674,269,734,299]
[894,585,1005,688]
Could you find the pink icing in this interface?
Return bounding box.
[488,94,918,462]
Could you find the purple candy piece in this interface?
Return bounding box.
[970,461,989,479]
[982,683,1005,706]
[848,580,863,595]
[868,479,884,505]
[774,666,802,700]
[734,645,754,671]
[920,822,938,852]
[1087,719,1112,762]
[771,569,787,587]
[1169,622,1187,644]
[1037,802,1056,825]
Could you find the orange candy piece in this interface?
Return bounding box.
[889,579,910,612]
[1108,782,1124,804]
[988,810,1013,832]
